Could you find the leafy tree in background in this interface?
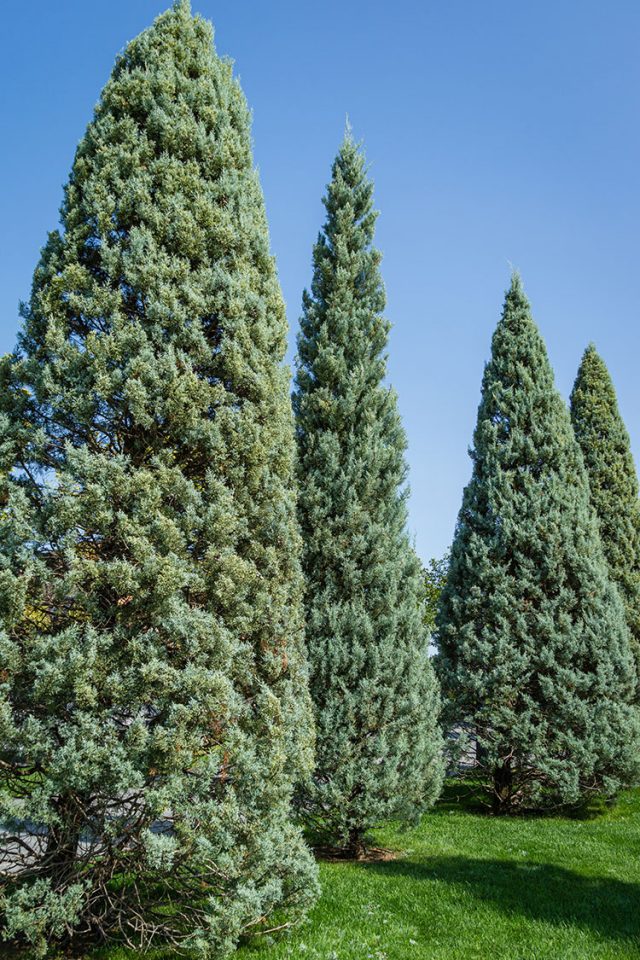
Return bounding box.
[0,2,318,955]
[436,274,640,813]
[293,131,444,856]
[422,553,450,636]
[571,344,640,688]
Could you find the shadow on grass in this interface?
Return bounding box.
[360,855,640,944]
[433,778,615,820]
[433,778,489,814]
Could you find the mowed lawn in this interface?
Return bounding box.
[98,785,640,960]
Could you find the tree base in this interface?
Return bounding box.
[313,844,397,863]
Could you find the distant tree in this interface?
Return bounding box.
[422,553,450,635]
[0,3,317,955]
[571,344,640,687]
[436,274,640,813]
[293,131,444,856]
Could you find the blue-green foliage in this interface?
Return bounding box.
[293,132,444,851]
[0,3,317,955]
[571,344,640,689]
[436,275,640,811]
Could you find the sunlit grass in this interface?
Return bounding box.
[91,785,640,959]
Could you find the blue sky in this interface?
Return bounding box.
[1,1,638,561]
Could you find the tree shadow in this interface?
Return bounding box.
[433,777,614,820]
[360,855,640,945]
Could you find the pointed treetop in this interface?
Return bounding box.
[509,268,523,293]
[294,130,444,848]
[337,118,361,164]
[493,269,536,345]
[173,0,192,13]
[578,342,606,370]
[501,269,527,314]
[316,129,376,253]
[574,343,619,406]
[571,339,640,685]
[577,342,620,394]
[436,279,640,811]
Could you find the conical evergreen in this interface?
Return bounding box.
[293,132,444,854]
[570,344,640,685]
[0,4,317,955]
[436,275,640,812]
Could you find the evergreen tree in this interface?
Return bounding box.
[570,344,640,685]
[436,275,640,812]
[293,132,444,855]
[0,3,317,955]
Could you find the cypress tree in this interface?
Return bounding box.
[436,275,640,812]
[570,344,640,685]
[293,132,444,855]
[0,3,317,955]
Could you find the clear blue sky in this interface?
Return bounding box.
[1,1,639,561]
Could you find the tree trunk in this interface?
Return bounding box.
[346,827,367,860]
[492,760,513,814]
[44,793,81,884]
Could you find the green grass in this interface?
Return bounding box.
[93,785,640,959]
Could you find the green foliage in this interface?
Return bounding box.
[97,785,640,960]
[422,553,450,635]
[570,344,640,687]
[436,275,640,812]
[293,131,444,853]
[0,2,317,955]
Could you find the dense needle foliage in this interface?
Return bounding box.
[571,344,640,687]
[0,2,317,955]
[436,275,640,812]
[293,132,443,854]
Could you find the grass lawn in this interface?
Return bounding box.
[95,784,640,959]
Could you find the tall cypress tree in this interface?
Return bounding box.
[0,3,317,955]
[570,344,640,685]
[293,132,443,855]
[436,275,640,812]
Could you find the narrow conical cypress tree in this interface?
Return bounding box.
[0,4,317,955]
[293,132,444,854]
[436,275,640,812]
[570,344,640,685]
